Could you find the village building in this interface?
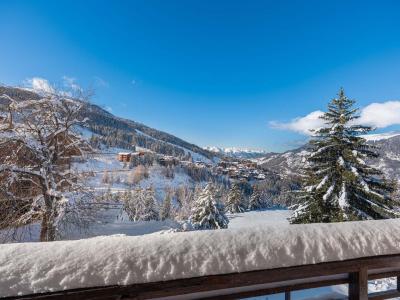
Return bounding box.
[117,152,132,162]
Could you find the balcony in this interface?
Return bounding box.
[2,219,400,300]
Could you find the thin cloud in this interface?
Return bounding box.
[269,111,325,135]
[23,77,55,94]
[62,76,82,92]
[94,76,109,88]
[270,101,400,135]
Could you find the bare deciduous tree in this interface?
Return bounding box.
[0,91,93,242]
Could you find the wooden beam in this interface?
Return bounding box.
[199,277,349,300]
[369,290,400,300]
[368,271,400,281]
[349,267,368,300]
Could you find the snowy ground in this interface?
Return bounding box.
[74,149,197,199]
[228,209,291,229]
[77,209,291,240]
[79,208,291,240]
[0,208,292,242]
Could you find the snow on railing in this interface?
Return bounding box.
[2,219,400,298]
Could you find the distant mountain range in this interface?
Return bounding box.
[256,132,400,182]
[204,146,269,159]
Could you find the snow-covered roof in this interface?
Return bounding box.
[118,152,132,155]
[2,219,400,297]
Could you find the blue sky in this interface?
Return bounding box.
[1,0,400,152]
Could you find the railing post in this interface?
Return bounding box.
[349,267,368,300]
[285,291,291,300]
[397,275,400,292]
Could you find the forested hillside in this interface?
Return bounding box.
[0,85,216,160]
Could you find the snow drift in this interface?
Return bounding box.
[2,219,400,297]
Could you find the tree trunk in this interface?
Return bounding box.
[40,198,57,242]
[40,213,56,242]
[39,214,48,242]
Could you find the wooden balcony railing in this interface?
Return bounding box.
[4,253,400,300]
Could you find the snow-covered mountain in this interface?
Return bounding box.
[257,133,400,181]
[205,146,268,159]
[0,85,218,164]
[361,132,400,141]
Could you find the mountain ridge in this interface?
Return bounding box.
[0,85,218,162]
[257,134,400,182]
[205,146,269,159]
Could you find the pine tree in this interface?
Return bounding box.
[291,89,398,223]
[123,187,159,221]
[102,170,111,184]
[190,183,229,230]
[248,187,264,210]
[142,187,159,221]
[160,192,172,221]
[225,183,246,213]
[123,188,141,221]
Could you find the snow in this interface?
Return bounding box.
[136,129,214,164]
[329,123,339,134]
[2,210,290,245]
[205,146,268,159]
[227,209,291,229]
[72,148,196,198]
[323,184,334,201]
[338,183,348,209]
[75,126,95,140]
[350,166,384,200]
[3,217,400,297]
[316,175,328,190]
[361,131,400,141]
[0,213,181,243]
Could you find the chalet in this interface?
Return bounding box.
[256,173,266,180]
[245,162,258,169]
[158,156,179,167]
[117,152,132,162]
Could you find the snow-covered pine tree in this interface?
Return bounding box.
[123,188,142,221]
[160,192,172,221]
[123,190,137,221]
[248,186,264,210]
[225,183,246,213]
[142,187,159,221]
[190,183,229,230]
[291,88,398,223]
[124,187,159,221]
